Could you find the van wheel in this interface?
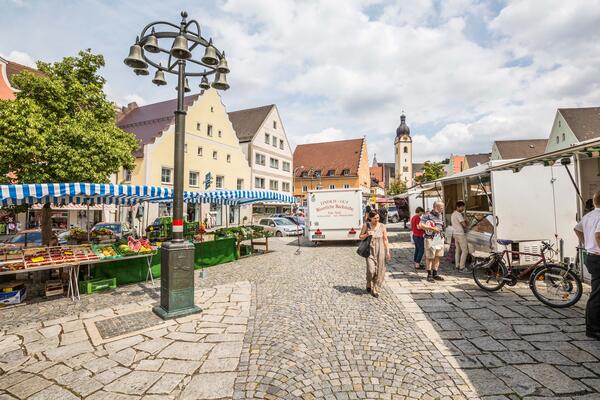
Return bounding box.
[276,231,283,237]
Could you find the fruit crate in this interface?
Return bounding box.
[79,277,117,294]
[91,244,122,260]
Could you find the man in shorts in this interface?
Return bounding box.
[419,201,445,282]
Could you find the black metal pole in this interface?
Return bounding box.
[172,59,186,242]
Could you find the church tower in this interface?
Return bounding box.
[394,113,413,187]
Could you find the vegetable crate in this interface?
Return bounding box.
[79,277,117,294]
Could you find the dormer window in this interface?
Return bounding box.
[314,170,321,178]
[301,171,308,178]
[327,169,335,176]
[342,169,350,176]
[273,121,277,129]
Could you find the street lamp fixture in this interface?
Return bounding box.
[124,11,230,320]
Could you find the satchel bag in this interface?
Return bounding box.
[357,235,372,258]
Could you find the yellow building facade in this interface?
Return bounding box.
[117,89,252,229]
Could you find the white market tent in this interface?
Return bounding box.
[0,183,296,206]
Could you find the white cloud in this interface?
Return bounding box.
[123,94,146,107]
[0,50,35,67]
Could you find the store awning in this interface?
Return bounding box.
[489,138,600,172]
[0,183,297,207]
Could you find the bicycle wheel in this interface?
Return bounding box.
[472,258,507,291]
[529,265,583,308]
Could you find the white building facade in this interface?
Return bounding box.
[229,105,294,219]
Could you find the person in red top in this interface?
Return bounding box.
[411,207,425,269]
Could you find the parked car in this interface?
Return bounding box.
[387,206,400,223]
[284,215,305,226]
[258,217,304,237]
[92,222,134,240]
[1,228,66,248]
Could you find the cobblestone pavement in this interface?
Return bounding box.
[1,225,600,399]
[387,229,600,399]
[0,281,251,399]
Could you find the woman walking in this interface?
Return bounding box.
[359,211,391,298]
[411,207,425,270]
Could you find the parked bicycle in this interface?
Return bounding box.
[472,239,582,308]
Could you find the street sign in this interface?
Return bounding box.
[204,172,212,190]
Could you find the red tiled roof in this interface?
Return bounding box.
[228,104,274,142]
[465,153,491,168]
[559,107,600,142]
[370,165,384,185]
[117,93,201,157]
[5,60,43,85]
[294,138,365,177]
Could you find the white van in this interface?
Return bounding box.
[305,189,364,242]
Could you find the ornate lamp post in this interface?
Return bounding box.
[124,11,230,319]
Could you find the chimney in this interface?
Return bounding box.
[116,102,139,124]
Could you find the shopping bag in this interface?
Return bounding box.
[357,236,372,258]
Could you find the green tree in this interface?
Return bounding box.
[387,180,407,196]
[416,161,446,183]
[0,50,138,244]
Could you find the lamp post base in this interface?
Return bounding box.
[153,240,201,320]
[153,304,201,320]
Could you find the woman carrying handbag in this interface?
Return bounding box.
[358,211,391,298]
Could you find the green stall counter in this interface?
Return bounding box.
[90,238,237,285]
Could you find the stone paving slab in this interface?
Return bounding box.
[0,281,251,399]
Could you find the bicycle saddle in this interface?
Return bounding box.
[497,239,513,246]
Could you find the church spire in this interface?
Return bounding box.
[372,153,378,166]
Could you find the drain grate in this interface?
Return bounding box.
[94,311,163,340]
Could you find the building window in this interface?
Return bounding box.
[227,154,231,163]
[282,161,290,172]
[269,180,278,190]
[329,184,335,189]
[316,184,322,190]
[161,167,173,184]
[216,175,224,189]
[255,177,265,189]
[395,148,398,155]
[314,170,321,178]
[273,121,277,129]
[270,158,279,169]
[302,185,308,192]
[556,136,559,144]
[558,120,561,127]
[282,182,290,192]
[228,205,240,225]
[301,171,308,178]
[218,130,222,138]
[265,133,270,144]
[403,146,408,153]
[213,151,218,160]
[255,153,266,166]
[403,166,409,172]
[343,184,350,189]
[272,136,277,147]
[207,125,213,137]
[327,169,335,176]
[123,169,132,182]
[184,143,187,153]
[302,199,307,207]
[210,106,214,112]
[237,179,244,190]
[342,169,350,176]
[197,147,203,156]
[189,171,199,187]
[562,132,565,141]
[196,122,201,131]
[279,139,284,150]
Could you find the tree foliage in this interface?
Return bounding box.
[387,180,407,196]
[0,50,138,184]
[415,161,446,183]
[0,50,139,243]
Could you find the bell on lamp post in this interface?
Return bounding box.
[201,39,219,65]
[217,52,229,74]
[199,74,210,90]
[134,68,149,76]
[211,72,229,91]
[124,39,148,69]
[171,34,192,60]
[177,78,191,93]
[143,28,160,53]
[152,67,167,86]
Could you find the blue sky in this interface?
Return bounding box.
[2,0,600,162]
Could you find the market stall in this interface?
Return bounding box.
[0,183,295,303]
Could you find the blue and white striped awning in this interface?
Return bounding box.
[0,184,296,207]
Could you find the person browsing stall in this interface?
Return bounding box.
[411,207,425,270]
[451,201,469,271]
[418,201,445,282]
